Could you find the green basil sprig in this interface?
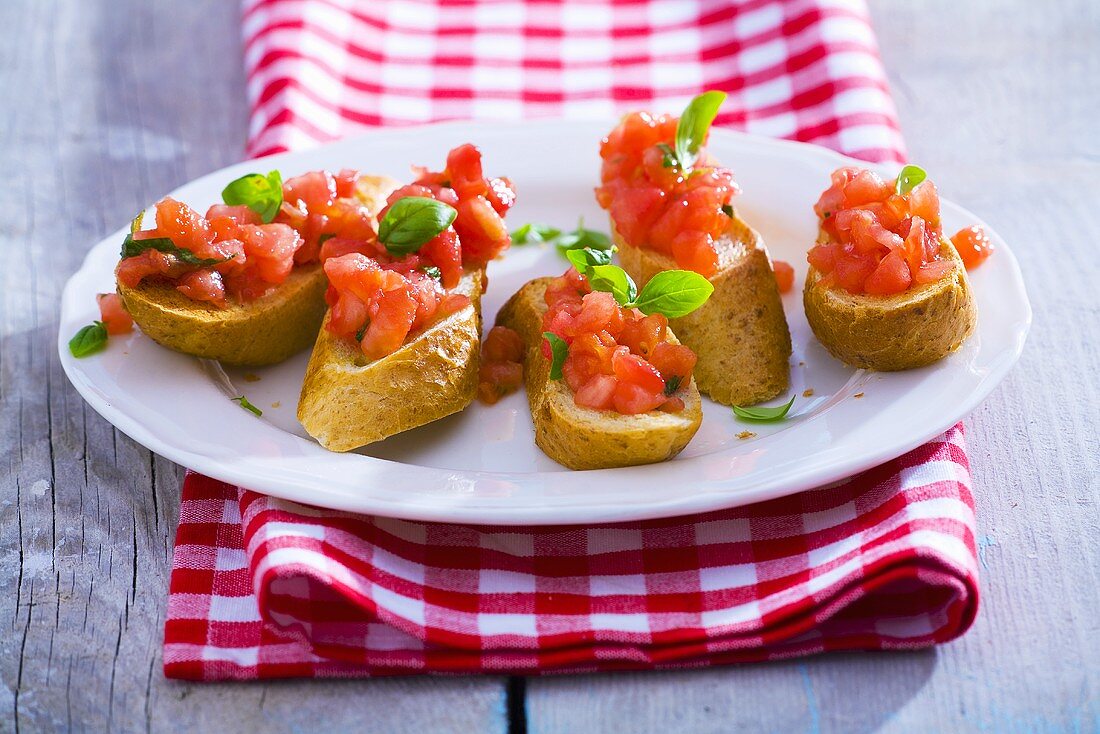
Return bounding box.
[733,395,795,422]
[555,219,613,252]
[565,246,614,272]
[69,321,108,358]
[673,91,727,171]
[512,223,562,245]
[543,332,569,380]
[663,375,683,397]
[121,212,230,267]
[895,165,927,195]
[378,196,457,255]
[588,264,638,305]
[221,170,283,223]
[632,270,715,318]
[232,395,263,417]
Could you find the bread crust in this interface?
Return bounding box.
[803,238,977,371]
[613,212,792,406]
[296,268,484,452]
[117,265,328,367]
[496,277,702,470]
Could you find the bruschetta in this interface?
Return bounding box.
[296,144,517,451]
[596,92,792,406]
[116,170,399,367]
[496,260,709,470]
[802,165,977,370]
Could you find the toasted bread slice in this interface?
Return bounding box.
[613,211,792,406]
[117,175,401,367]
[496,277,702,470]
[297,268,484,452]
[117,265,329,367]
[803,238,976,371]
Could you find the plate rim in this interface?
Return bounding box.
[58,119,1032,525]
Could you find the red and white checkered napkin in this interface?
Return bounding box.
[162,0,979,680]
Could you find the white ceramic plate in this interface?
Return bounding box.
[58,120,1030,524]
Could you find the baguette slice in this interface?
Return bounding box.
[497,277,702,470]
[117,175,401,368]
[803,238,976,371]
[117,265,328,367]
[613,211,792,406]
[297,267,484,452]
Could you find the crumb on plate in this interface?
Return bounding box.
[853,392,865,399]
[737,431,756,440]
[802,388,814,398]
[244,373,261,382]
[271,401,281,409]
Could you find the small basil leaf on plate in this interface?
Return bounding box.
[675,90,727,170]
[632,270,714,318]
[543,332,569,380]
[555,219,613,252]
[232,395,263,417]
[378,196,457,255]
[587,264,637,306]
[663,374,683,397]
[733,395,795,422]
[221,170,283,223]
[895,164,927,195]
[69,321,108,358]
[512,222,562,245]
[565,246,614,274]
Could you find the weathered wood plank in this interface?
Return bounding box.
[0,1,508,732]
[524,0,1100,731]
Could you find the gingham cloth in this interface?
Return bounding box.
[163,0,979,680]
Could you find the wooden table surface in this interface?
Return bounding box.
[2,0,1097,731]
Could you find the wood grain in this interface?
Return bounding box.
[524,1,1100,732]
[0,2,507,732]
[2,0,1097,732]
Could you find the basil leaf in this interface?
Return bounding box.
[565,246,614,274]
[543,332,569,380]
[121,233,230,267]
[895,165,927,195]
[130,211,144,235]
[378,196,457,255]
[221,170,283,223]
[318,233,335,247]
[587,264,637,306]
[632,270,714,318]
[663,374,683,397]
[675,91,727,170]
[422,265,442,280]
[512,222,562,245]
[555,219,613,252]
[733,395,795,422]
[232,396,263,417]
[355,323,368,342]
[656,143,679,169]
[69,321,108,358]
[721,204,735,218]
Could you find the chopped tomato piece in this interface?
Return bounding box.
[596,111,740,276]
[951,225,994,269]
[96,293,133,335]
[540,268,694,416]
[773,260,795,293]
[478,326,525,404]
[809,165,951,295]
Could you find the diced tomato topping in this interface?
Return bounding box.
[176,269,227,307]
[96,293,133,335]
[951,225,994,269]
[773,260,795,293]
[541,267,696,415]
[323,253,465,361]
[205,204,262,225]
[478,326,525,404]
[595,111,741,278]
[807,166,951,295]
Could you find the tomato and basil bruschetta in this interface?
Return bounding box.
[115,169,399,366]
[596,92,792,407]
[496,252,710,470]
[803,165,977,371]
[296,144,516,452]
